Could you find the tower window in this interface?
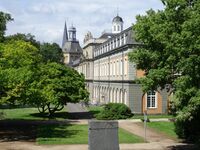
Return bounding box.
[114,26,116,31]
[118,25,120,31]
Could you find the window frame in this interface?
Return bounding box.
[146,91,157,109]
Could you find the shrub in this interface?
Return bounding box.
[96,103,133,120]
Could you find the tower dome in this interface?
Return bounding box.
[112,15,123,23]
[112,15,123,34]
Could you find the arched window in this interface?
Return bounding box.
[116,89,118,103]
[120,89,123,103]
[114,25,116,31]
[110,88,112,103]
[124,90,128,106]
[113,89,115,103]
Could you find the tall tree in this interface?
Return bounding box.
[29,62,89,116]
[0,11,13,42]
[129,0,200,141]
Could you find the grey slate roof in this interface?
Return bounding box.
[62,22,68,49]
[72,58,81,66]
[62,41,82,53]
[112,15,123,23]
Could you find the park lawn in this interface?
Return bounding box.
[131,114,174,119]
[0,107,68,120]
[146,121,178,139]
[37,124,144,144]
[87,106,103,116]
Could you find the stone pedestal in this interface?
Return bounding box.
[88,120,119,150]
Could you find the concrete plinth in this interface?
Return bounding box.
[88,120,119,150]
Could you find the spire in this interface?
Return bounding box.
[62,21,68,48]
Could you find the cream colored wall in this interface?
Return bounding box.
[63,53,70,64]
[93,51,132,81]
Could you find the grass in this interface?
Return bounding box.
[0,107,68,120]
[37,124,144,144]
[131,114,174,119]
[87,106,103,116]
[146,121,178,139]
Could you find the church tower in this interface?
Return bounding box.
[62,22,82,66]
[112,15,123,34]
[62,22,68,49]
[68,25,76,41]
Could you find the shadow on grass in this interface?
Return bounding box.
[31,111,94,120]
[0,120,79,142]
[0,120,37,142]
[167,144,199,150]
[30,112,69,120]
[67,112,94,119]
[37,124,78,139]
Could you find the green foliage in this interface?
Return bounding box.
[0,11,13,42]
[96,103,133,120]
[0,38,88,117]
[29,62,89,116]
[0,40,41,105]
[129,0,200,141]
[39,42,63,63]
[5,33,40,48]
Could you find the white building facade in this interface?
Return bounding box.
[63,15,169,114]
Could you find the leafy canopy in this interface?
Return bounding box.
[0,11,13,42]
[129,0,200,141]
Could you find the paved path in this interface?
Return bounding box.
[66,103,93,119]
[66,103,88,112]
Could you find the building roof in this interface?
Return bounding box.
[62,22,68,49]
[112,15,123,23]
[62,41,82,53]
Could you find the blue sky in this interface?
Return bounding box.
[0,0,164,46]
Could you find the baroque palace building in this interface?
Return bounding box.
[62,15,169,114]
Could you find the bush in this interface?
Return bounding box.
[96,103,133,120]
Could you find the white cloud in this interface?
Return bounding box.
[0,0,164,46]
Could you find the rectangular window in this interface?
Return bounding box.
[147,91,157,108]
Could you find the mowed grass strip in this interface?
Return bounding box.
[147,122,178,139]
[37,124,144,144]
[0,107,68,120]
[132,114,174,119]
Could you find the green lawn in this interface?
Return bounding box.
[87,106,103,116]
[132,114,174,119]
[37,124,144,144]
[0,107,68,120]
[146,121,178,139]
